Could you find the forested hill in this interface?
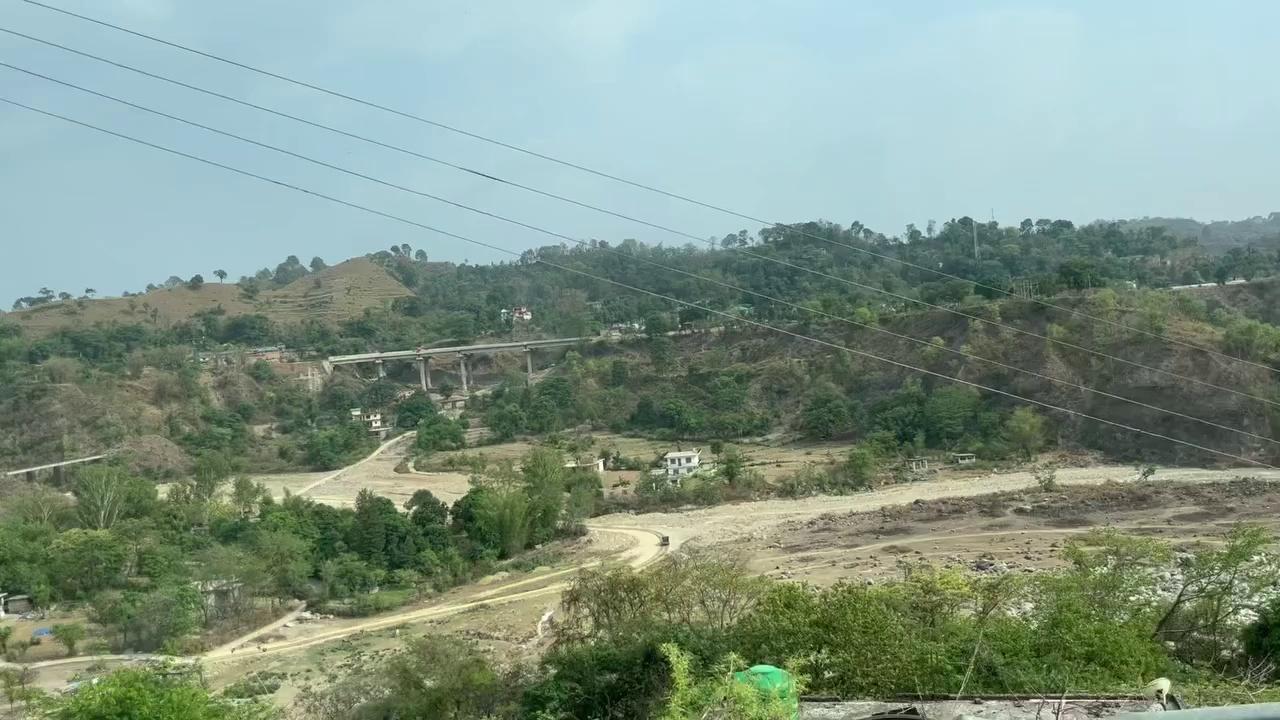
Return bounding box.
[3,215,1280,472]
[1116,213,1280,254]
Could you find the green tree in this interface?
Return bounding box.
[834,447,878,490]
[648,336,676,375]
[405,489,448,526]
[213,269,227,283]
[51,622,86,657]
[0,626,10,655]
[75,465,154,530]
[361,379,398,408]
[231,476,268,518]
[718,446,747,486]
[251,530,311,604]
[353,489,403,568]
[92,584,202,651]
[395,392,438,428]
[416,415,465,453]
[800,388,851,440]
[188,274,205,290]
[49,529,127,598]
[923,386,981,448]
[485,403,526,441]
[46,667,278,719]
[1004,406,1047,460]
[522,448,566,544]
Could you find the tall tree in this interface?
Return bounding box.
[213,269,228,283]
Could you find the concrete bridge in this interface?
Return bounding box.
[326,337,587,393]
[3,454,109,482]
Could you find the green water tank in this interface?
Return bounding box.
[732,664,798,718]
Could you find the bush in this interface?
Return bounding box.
[321,589,415,617]
[1243,599,1280,677]
[222,670,286,699]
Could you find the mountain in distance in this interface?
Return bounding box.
[1114,212,1280,253]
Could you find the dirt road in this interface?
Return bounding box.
[10,451,1272,688]
[589,465,1280,548]
[200,525,665,663]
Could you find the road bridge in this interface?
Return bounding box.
[326,336,587,393]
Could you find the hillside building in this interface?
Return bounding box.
[662,449,702,477]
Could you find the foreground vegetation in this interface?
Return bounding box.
[12,516,1279,719]
[284,521,1280,717]
[4,217,1280,716]
[0,447,598,660]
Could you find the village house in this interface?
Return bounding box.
[350,408,391,438]
[0,592,34,617]
[439,394,468,417]
[662,448,702,477]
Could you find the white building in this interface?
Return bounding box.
[350,408,391,438]
[662,449,702,477]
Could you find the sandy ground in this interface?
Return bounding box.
[14,437,1277,711]
[589,465,1280,550]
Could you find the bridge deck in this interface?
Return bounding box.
[328,336,587,365]
[4,454,108,477]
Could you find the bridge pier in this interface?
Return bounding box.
[418,357,433,391]
[375,359,386,379]
[459,355,469,394]
[524,347,533,383]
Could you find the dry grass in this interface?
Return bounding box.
[8,258,411,335]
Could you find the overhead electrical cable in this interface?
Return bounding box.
[2,93,1274,469]
[16,0,1279,377]
[5,60,1278,449]
[0,39,1275,414]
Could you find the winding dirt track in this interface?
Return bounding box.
[8,442,1276,678]
[0,434,665,676]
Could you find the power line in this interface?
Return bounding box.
[1,94,1273,470]
[7,61,1278,449]
[19,0,1279,377]
[1,36,1275,414]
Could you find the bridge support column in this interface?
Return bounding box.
[25,470,36,482]
[418,358,433,391]
[459,355,469,394]
[524,347,533,384]
[375,359,386,379]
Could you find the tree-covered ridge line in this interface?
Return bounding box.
[10,213,1280,320]
[3,213,1280,473]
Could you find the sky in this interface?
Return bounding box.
[2,0,1279,298]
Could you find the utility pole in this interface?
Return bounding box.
[972,217,979,261]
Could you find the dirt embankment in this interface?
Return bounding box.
[734,477,1280,586]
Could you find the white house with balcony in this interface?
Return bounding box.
[662,449,702,477]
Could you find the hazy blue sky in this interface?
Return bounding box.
[3,0,1278,298]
